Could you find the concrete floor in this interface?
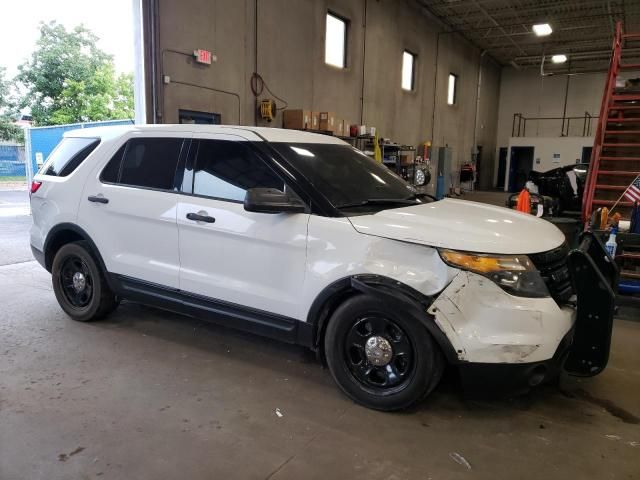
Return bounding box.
[1,188,639,480]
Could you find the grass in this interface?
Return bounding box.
[0,176,27,183]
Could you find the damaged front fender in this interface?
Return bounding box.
[429,271,574,364]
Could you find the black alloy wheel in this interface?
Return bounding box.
[345,316,415,392]
[325,294,444,411]
[59,256,94,308]
[51,241,119,322]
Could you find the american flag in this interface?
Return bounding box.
[624,174,640,203]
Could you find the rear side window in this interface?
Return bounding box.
[189,140,284,202]
[100,138,184,190]
[40,137,100,177]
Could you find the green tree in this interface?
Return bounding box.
[49,65,134,125]
[16,21,133,125]
[0,67,24,143]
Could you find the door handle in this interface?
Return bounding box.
[88,195,109,204]
[186,212,216,223]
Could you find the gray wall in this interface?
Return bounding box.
[147,0,501,187]
[496,69,605,149]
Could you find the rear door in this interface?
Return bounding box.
[78,133,189,289]
[176,134,309,319]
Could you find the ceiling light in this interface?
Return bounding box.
[532,23,552,36]
[551,54,567,64]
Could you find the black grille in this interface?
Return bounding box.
[529,243,574,304]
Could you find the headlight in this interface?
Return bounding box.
[415,168,426,186]
[438,249,549,298]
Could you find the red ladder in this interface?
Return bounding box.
[582,22,640,222]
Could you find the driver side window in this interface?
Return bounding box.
[186,139,285,202]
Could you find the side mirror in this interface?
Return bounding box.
[244,188,306,214]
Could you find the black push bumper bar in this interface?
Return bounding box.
[564,231,619,377]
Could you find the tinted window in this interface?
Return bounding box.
[41,137,100,177]
[190,140,284,202]
[271,143,420,209]
[101,144,126,183]
[101,138,183,190]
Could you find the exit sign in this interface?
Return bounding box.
[193,49,214,65]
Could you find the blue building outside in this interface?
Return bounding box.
[25,119,133,181]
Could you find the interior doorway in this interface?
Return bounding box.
[496,147,508,189]
[508,146,534,192]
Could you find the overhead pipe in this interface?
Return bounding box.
[148,0,159,123]
[517,47,640,64]
[430,31,441,146]
[473,50,487,152]
[254,0,258,125]
[359,0,368,125]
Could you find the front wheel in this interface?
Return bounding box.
[324,295,443,411]
[51,242,118,322]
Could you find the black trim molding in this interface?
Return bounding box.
[110,274,314,348]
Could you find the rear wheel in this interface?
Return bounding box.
[324,295,444,411]
[51,242,118,321]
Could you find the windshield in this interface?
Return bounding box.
[271,142,431,211]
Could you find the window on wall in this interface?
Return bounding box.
[401,51,416,91]
[447,73,458,105]
[325,12,347,68]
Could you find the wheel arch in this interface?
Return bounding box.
[44,223,110,283]
[307,274,459,364]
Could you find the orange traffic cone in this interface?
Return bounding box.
[515,189,531,214]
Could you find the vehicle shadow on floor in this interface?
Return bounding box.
[89,300,638,425]
[90,300,330,382]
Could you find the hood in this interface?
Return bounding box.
[348,198,565,254]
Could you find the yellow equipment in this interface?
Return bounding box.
[259,99,276,122]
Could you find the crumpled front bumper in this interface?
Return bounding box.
[429,271,576,365]
[457,328,574,395]
[430,231,618,394]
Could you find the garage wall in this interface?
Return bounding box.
[145,0,501,180]
[503,136,595,191]
[495,69,605,149]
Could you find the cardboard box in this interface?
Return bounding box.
[400,153,413,166]
[311,112,320,130]
[319,111,336,133]
[283,109,312,129]
[335,119,344,137]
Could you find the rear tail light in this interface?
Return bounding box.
[30,181,42,195]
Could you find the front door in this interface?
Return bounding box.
[176,135,309,320]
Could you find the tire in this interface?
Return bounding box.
[324,294,444,411]
[51,241,118,322]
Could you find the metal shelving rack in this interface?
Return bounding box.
[341,135,418,183]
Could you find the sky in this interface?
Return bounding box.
[0,0,135,78]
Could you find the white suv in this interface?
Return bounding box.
[30,125,617,410]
